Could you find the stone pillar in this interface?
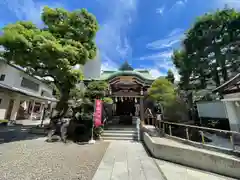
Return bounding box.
[140,97,144,121]
[224,101,240,132]
[10,97,20,121]
[30,100,36,120]
[39,103,45,121]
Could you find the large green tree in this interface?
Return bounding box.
[0,7,98,116]
[85,81,109,100]
[166,69,175,84]
[173,8,240,93]
[148,78,176,106]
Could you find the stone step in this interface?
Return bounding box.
[102,136,138,141]
[103,132,138,138]
[103,130,137,134]
[104,126,136,131]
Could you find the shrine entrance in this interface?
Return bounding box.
[116,97,135,116]
[112,97,138,125]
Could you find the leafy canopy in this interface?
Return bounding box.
[0,7,99,92]
[172,7,240,97]
[148,78,176,106]
[85,81,109,100]
[166,69,175,84]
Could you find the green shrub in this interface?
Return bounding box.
[0,119,8,123]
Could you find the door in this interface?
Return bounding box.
[5,99,14,120]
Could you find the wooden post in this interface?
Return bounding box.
[230,134,235,151]
[140,97,144,122]
[169,125,172,136]
[200,131,205,144]
[186,128,189,140]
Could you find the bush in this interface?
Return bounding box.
[0,119,8,126]
[93,125,104,139]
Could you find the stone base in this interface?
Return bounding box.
[30,127,48,135]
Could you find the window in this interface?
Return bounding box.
[21,77,39,91]
[0,74,5,81]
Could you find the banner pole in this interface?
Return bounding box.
[89,99,96,144]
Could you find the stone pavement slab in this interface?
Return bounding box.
[152,137,239,160]
[155,159,237,180]
[92,141,165,180]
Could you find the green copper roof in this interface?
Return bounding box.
[83,61,156,83]
[118,61,134,71]
[96,69,155,82]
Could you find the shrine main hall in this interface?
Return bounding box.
[84,62,156,125]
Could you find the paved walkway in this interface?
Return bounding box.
[92,141,237,180]
[92,141,165,180]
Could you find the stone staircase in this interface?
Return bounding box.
[102,126,139,141]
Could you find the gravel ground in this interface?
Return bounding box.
[0,137,109,180]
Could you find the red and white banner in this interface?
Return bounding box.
[94,99,102,127]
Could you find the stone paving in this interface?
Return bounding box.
[155,159,237,180]
[0,129,109,180]
[92,141,165,180]
[92,140,238,180]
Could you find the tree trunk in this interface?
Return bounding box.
[212,66,221,87]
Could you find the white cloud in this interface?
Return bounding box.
[100,52,118,71]
[168,28,184,36]
[139,49,180,81]
[149,69,165,78]
[96,0,137,69]
[139,50,173,60]
[156,6,165,15]
[155,60,180,81]
[176,0,188,6]
[0,0,62,25]
[146,28,184,50]
[167,0,188,12]
[216,0,240,8]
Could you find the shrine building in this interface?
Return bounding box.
[84,61,156,125]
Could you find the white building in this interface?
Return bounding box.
[81,50,101,79]
[0,60,57,123]
[213,73,240,133]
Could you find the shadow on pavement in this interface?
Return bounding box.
[0,125,46,144]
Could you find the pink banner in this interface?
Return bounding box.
[94,99,102,127]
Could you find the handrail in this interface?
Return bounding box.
[158,120,240,135]
[144,117,240,152]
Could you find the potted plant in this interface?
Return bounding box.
[93,125,104,140]
[0,119,8,126]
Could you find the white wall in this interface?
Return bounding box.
[224,92,240,99]
[0,61,53,98]
[82,51,101,79]
[224,101,240,132]
[0,92,10,119]
[196,101,227,119]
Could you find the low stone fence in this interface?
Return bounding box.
[143,132,240,179]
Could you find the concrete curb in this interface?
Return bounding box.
[143,132,240,179]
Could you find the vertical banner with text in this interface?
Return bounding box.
[94,99,102,127]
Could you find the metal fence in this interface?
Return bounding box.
[145,117,240,152]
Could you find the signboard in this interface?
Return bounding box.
[94,99,102,127]
[119,76,134,82]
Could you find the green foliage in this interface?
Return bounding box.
[85,81,108,100]
[103,97,113,104]
[166,69,175,84]
[93,125,104,138]
[0,6,99,114]
[148,78,176,106]
[173,8,240,93]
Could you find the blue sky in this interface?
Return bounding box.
[0,0,239,80]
